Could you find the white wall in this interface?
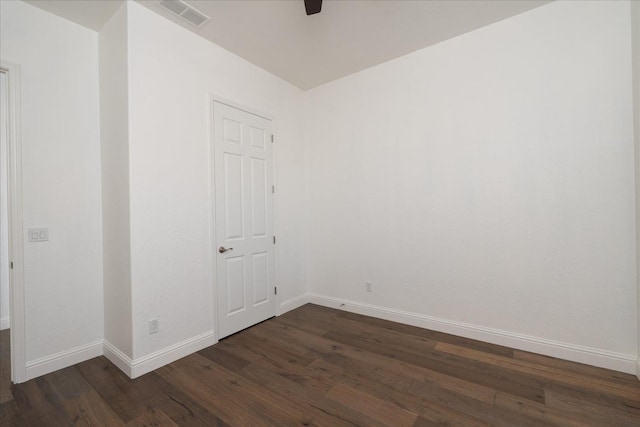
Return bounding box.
[306,0,637,370]
[100,3,132,359]
[631,0,640,378]
[0,72,9,330]
[125,2,307,362]
[0,1,103,367]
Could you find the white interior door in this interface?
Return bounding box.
[213,101,276,339]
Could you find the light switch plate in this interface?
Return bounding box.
[28,227,48,242]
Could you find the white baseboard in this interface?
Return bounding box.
[278,294,310,316]
[309,294,637,375]
[105,332,217,379]
[25,340,103,381]
[103,340,134,377]
[0,316,9,331]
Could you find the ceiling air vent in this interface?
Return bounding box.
[157,0,211,27]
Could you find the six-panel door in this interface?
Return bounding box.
[213,101,275,339]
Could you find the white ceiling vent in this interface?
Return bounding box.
[157,0,211,27]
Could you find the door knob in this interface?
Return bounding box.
[218,246,233,253]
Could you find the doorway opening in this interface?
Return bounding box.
[0,61,25,385]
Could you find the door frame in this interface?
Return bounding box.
[1,60,26,383]
[208,95,280,340]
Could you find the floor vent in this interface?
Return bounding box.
[157,0,211,27]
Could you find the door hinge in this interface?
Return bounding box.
[271,134,274,143]
[272,185,275,194]
[274,286,277,295]
[10,262,13,269]
[273,236,276,244]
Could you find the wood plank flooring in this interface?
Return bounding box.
[1,304,639,426]
[0,327,12,405]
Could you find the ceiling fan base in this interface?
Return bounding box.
[304,0,323,16]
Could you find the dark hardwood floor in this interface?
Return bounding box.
[1,304,639,426]
[0,328,11,405]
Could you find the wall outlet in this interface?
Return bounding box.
[365,281,372,292]
[149,318,159,335]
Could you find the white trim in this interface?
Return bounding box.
[206,94,218,341]
[278,294,310,316]
[103,340,134,377]
[309,294,637,375]
[106,331,217,379]
[209,95,273,121]
[0,317,8,331]
[636,358,640,380]
[271,117,281,318]
[25,340,103,381]
[130,331,216,378]
[106,332,217,379]
[0,60,25,384]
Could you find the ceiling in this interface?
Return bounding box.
[24,0,123,31]
[24,0,551,90]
